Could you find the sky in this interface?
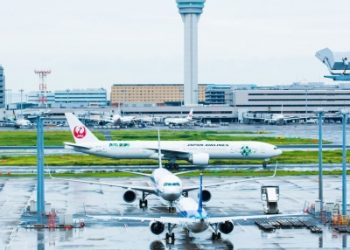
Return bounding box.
[0,0,350,95]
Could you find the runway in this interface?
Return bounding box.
[0,176,348,249]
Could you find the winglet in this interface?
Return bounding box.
[197,173,203,215]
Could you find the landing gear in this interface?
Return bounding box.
[165,233,175,244]
[210,223,222,241]
[168,206,176,213]
[165,160,179,170]
[182,191,188,197]
[139,192,149,209]
[165,223,176,245]
[139,199,148,208]
[211,232,221,241]
[262,161,267,169]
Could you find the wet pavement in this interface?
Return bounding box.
[0,176,349,249]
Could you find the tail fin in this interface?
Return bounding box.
[65,113,99,144]
[187,109,193,120]
[197,173,203,215]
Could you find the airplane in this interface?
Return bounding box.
[64,113,282,169]
[3,110,33,129]
[54,129,278,212]
[164,109,193,126]
[264,113,303,125]
[109,173,299,244]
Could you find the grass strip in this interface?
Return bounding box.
[0,130,329,146]
[0,150,349,166]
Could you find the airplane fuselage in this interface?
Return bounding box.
[151,168,182,202]
[176,196,209,233]
[66,140,282,161]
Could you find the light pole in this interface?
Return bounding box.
[316,109,324,213]
[19,89,24,116]
[341,109,348,216]
[5,89,11,110]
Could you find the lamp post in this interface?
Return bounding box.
[341,109,348,216]
[316,109,324,212]
[19,89,24,115]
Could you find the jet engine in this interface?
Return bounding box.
[149,221,165,235]
[123,190,137,203]
[190,153,209,165]
[218,221,234,234]
[201,190,211,202]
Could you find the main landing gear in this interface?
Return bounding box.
[139,192,149,209]
[210,223,222,241]
[165,160,179,170]
[165,223,176,245]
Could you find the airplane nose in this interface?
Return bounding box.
[275,148,283,156]
[162,191,181,201]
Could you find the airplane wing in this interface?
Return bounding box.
[93,212,306,225]
[120,171,152,177]
[49,175,155,193]
[111,216,196,225]
[182,164,277,192]
[206,213,306,224]
[146,147,189,159]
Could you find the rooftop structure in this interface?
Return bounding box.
[316,48,350,81]
[176,0,206,106]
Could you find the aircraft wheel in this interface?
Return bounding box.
[166,233,175,244]
[139,199,148,209]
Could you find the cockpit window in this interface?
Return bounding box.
[164,182,180,186]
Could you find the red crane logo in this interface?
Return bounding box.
[73,126,87,139]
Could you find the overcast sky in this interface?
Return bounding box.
[1,0,349,94]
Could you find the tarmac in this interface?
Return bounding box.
[0,175,349,249]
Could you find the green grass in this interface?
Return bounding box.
[0,130,329,146]
[0,150,348,166]
[0,131,105,146]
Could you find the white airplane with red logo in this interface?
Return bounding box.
[164,109,194,126]
[64,113,282,168]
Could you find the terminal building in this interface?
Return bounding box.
[0,66,4,108]
[28,88,107,108]
[230,82,350,115]
[110,84,207,107]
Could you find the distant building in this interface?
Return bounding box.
[110,84,207,106]
[231,83,350,114]
[0,65,4,108]
[28,88,107,108]
[205,84,256,105]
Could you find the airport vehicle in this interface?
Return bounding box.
[164,109,193,126]
[65,113,282,168]
[114,173,289,244]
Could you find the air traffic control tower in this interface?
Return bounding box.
[176,0,206,106]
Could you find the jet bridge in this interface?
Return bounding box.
[316,48,350,81]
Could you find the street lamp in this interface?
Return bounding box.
[340,109,348,216]
[315,108,324,213]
